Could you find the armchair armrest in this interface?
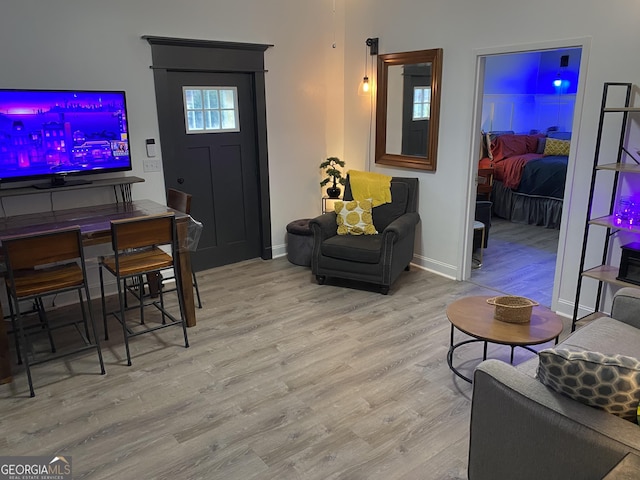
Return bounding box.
[309,212,338,241]
[382,212,420,241]
[611,287,640,329]
[469,360,640,480]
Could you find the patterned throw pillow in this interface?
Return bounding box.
[543,138,570,156]
[537,348,640,422]
[335,199,377,235]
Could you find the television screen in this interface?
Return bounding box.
[0,89,132,187]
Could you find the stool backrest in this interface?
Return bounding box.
[3,226,83,271]
[110,213,175,252]
[167,188,192,215]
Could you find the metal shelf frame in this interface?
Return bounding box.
[572,82,639,331]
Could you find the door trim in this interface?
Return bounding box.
[144,36,273,261]
[465,37,591,313]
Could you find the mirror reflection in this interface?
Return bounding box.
[375,49,442,171]
[385,62,432,157]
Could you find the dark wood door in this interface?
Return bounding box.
[401,65,430,156]
[162,71,262,270]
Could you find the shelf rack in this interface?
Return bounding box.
[0,176,144,205]
[571,82,640,331]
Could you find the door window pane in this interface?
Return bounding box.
[412,86,431,121]
[183,87,239,134]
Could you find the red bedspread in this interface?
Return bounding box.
[494,153,543,189]
[481,133,545,189]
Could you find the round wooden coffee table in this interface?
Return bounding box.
[446,295,564,383]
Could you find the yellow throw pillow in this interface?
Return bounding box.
[543,138,570,156]
[335,199,377,235]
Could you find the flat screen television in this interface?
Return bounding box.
[0,89,132,189]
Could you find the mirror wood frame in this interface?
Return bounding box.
[375,48,443,171]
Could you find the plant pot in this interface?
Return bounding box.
[326,186,341,199]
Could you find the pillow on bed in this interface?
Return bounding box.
[490,134,541,162]
[483,131,514,160]
[544,138,570,156]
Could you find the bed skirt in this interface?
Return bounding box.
[492,180,562,229]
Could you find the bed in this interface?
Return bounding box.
[479,132,570,229]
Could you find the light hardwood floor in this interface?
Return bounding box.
[0,257,568,479]
[470,217,560,307]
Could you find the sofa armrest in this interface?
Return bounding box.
[612,287,640,329]
[469,360,640,480]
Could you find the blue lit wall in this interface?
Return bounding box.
[482,48,582,133]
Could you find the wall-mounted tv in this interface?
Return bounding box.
[0,89,132,189]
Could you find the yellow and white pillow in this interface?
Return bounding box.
[543,138,570,156]
[335,199,377,235]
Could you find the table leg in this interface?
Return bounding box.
[510,346,515,364]
[0,301,12,384]
[176,218,196,328]
[483,341,488,360]
[450,323,454,347]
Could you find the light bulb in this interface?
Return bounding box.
[358,76,370,96]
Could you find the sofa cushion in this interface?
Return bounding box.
[537,348,640,422]
[335,199,377,236]
[320,234,382,264]
[562,317,640,359]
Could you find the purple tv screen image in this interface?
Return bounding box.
[0,89,132,183]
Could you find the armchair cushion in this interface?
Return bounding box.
[372,182,409,231]
[321,234,383,263]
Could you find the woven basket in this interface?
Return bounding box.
[486,296,539,324]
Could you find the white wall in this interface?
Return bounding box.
[344,0,640,315]
[0,0,345,296]
[481,49,582,133]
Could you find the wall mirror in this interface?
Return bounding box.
[375,48,443,171]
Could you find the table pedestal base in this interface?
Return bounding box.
[447,324,539,383]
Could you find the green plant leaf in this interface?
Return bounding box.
[320,156,345,186]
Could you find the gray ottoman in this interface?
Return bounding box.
[286,219,313,266]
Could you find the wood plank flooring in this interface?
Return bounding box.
[0,256,568,479]
[470,217,560,307]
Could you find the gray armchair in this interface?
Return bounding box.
[309,176,419,294]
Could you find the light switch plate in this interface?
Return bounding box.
[143,159,161,172]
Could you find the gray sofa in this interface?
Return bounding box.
[468,287,640,480]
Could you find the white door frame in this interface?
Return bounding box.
[463,37,591,312]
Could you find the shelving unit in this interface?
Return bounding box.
[0,176,144,204]
[572,82,640,331]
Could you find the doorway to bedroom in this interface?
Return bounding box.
[469,45,583,308]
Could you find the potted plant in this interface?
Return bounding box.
[319,156,346,198]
